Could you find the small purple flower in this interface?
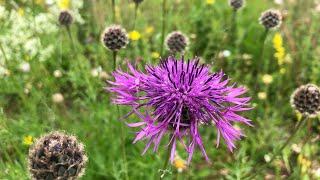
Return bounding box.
[107,56,252,163]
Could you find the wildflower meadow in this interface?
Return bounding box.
[1,0,320,179]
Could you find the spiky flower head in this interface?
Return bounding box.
[107,56,252,163]
[259,9,282,29]
[28,131,87,180]
[229,0,245,10]
[133,0,143,4]
[290,84,320,118]
[165,31,189,53]
[58,10,73,26]
[101,25,129,52]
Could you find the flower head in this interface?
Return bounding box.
[19,62,31,73]
[229,0,245,10]
[58,10,73,26]
[133,0,144,4]
[52,93,64,103]
[165,31,189,53]
[206,0,215,5]
[23,135,33,146]
[101,25,129,51]
[58,0,70,10]
[262,74,273,85]
[273,33,286,65]
[173,154,187,172]
[129,30,141,41]
[28,131,87,180]
[291,84,320,118]
[151,52,160,59]
[259,9,282,29]
[107,56,252,163]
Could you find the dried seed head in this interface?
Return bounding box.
[259,9,282,29]
[28,131,88,180]
[59,10,73,26]
[133,0,143,4]
[290,84,320,118]
[165,31,189,53]
[229,0,245,10]
[101,25,129,51]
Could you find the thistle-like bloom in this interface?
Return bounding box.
[108,56,252,163]
[165,31,189,53]
[291,84,320,118]
[58,10,73,26]
[229,0,245,10]
[101,25,129,52]
[133,0,143,4]
[259,9,282,29]
[28,131,87,180]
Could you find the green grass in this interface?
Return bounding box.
[1,0,320,179]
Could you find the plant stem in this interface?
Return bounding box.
[230,9,237,47]
[112,51,117,71]
[0,41,8,65]
[66,25,76,52]
[253,28,269,88]
[260,28,269,72]
[245,117,307,179]
[112,0,116,23]
[133,3,139,30]
[112,51,128,180]
[160,0,167,56]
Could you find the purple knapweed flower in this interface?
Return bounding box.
[107,56,252,163]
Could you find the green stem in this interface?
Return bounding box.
[160,0,167,56]
[112,0,116,23]
[112,51,128,180]
[260,28,269,71]
[230,9,237,47]
[253,29,269,88]
[66,25,76,52]
[133,3,139,30]
[113,51,117,71]
[245,117,307,179]
[0,41,8,65]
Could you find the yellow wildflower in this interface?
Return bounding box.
[58,0,70,10]
[18,8,24,16]
[173,157,187,172]
[151,52,160,59]
[206,0,215,5]
[258,92,267,100]
[129,31,141,41]
[35,0,44,5]
[145,26,154,35]
[262,74,273,85]
[273,33,286,66]
[298,155,312,174]
[23,135,33,145]
[280,68,286,74]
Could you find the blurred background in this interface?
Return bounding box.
[0,0,320,179]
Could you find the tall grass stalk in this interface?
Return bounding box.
[112,0,116,23]
[160,0,167,56]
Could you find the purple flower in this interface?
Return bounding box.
[107,56,252,163]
